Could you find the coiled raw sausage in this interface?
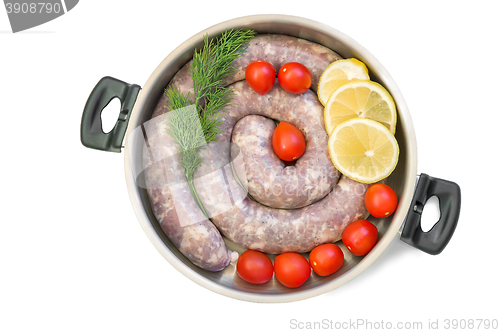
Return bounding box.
[143,34,367,271]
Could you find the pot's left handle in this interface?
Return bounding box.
[81,76,141,153]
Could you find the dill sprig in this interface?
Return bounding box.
[164,28,255,216]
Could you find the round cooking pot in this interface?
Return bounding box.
[80,14,461,303]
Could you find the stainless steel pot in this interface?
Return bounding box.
[80,14,461,302]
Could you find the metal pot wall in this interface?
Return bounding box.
[80,14,461,302]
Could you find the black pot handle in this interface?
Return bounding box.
[400,173,461,255]
[80,76,141,153]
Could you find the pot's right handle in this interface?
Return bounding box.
[80,76,141,153]
[400,173,461,255]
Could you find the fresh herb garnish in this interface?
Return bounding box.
[165,28,255,216]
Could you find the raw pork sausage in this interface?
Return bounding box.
[143,34,367,270]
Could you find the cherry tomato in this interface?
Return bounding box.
[274,252,311,288]
[309,244,344,276]
[365,184,399,218]
[278,62,312,94]
[272,122,306,161]
[245,61,276,95]
[236,250,274,284]
[342,219,378,256]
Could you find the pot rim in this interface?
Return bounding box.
[123,14,418,303]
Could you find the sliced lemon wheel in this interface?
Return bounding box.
[324,80,397,136]
[317,59,370,106]
[328,118,399,183]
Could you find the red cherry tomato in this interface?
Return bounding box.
[245,61,276,95]
[364,184,399,218]
[236,250,274,284]
[274,252,311,288]
[272,122,306,161]
[342,219,378,256]
[309,244,344,276]
[278,62,312,94]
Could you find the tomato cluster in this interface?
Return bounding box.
[237,245,345,288]
[245,60,312,96]
[245,61,311,163]
[236,250,311,288]
[340,184,399,256]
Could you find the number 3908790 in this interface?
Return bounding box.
[5,2,62,14]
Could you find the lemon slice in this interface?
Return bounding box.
[328,118,399,183]
[317,59,370,106]
[324,80,397,135]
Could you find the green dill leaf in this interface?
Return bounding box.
[162,28,255,216]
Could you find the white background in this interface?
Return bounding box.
[1,1,499,332]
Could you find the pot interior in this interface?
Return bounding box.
[124,15,417,302]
